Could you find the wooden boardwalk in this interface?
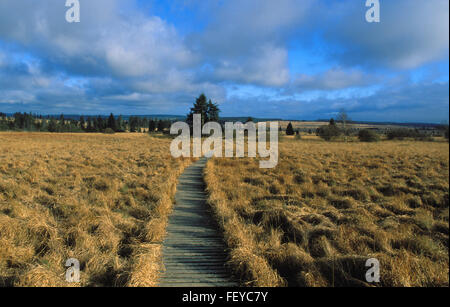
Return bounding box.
[159,158,238,287]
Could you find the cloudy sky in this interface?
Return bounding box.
[0,0,448,122]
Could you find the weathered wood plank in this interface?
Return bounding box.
[158,158,238,287]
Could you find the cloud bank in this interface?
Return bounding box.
[0,0,448,122]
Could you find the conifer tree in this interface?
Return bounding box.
[286,122,295,136]
[187,94,208,129]
[107,113,116,131]
[206,99,220,122]
[157,120,165,132]
[186,94,220,130]
[149,119,156,132]
[116,115,124,132]
[80,116,86,131]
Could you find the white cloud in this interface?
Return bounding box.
[322,0,449,69]
[190,0,312,87]
[214,45,289,87]
[293,68,381,90]
[0,0,196,85]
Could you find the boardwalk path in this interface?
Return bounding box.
[159,158,237,287]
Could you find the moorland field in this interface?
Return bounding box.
[205,136,449,287]
[0,132,448,287]
[0,132,192,286]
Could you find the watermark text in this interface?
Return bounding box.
[170,115,279,169]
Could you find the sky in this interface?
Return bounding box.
[0,0,448,123]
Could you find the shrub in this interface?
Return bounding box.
[104,128,115,134]
[358,129,380,142]
[386,128,425,140]
[317,125,342,141]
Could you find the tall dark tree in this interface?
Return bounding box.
[107,113,116,131]
[186,94,220,130]
[187,94,208,128]
[96,116,106,132]
[157,120,165,132]
[142,118,149,131]
[129,116,138,132]
[116,115,124,132]
[206,99,220,122]
[286,122,295,136]
[149,119,156,132]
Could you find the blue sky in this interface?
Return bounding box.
[0,0,448,122]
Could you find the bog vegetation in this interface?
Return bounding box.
[205,138,449,287]
[0,100,448,287]
[0,132,192,286]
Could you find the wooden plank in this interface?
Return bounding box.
[159,158,238,287]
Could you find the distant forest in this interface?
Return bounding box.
[0,112,173,133]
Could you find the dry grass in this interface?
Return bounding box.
[205,138,449,287]
[0,132,193,287]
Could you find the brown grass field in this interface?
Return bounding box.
[0,132,193,286]
[205,137,449,287]
[0,132,448,287]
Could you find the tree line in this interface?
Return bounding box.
[0,93,221,134]
[281,116,449,142]
[0,112,173,133]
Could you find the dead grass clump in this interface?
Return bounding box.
[315,256,370,287]
[266,243,316,286]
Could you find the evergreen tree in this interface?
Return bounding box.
[95,116,105,132]
[187,94,208,128]
[107,113,116,131]
[286,122,295,136]
[142,118,149,131]
[186,94,221,132]
[129,116,138,132]
[157,120,165,132]
[116,115,124,132]
[149,119,156,132]
[206,99,220,122]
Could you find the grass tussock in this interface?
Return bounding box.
[0,132,193,287]
[205,139,449,287]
